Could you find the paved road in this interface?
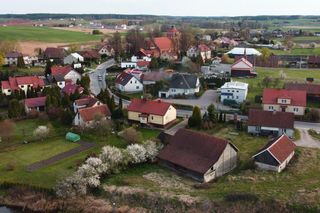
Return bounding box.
[161,90,232,111]
[88,59,115,96]
[294,121,320,132]
[295,129,320,149]
[26,141,96,172]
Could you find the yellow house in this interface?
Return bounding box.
[127,99,176,127]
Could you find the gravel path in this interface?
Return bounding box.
[295,129,320,149]
[26,141,96,172]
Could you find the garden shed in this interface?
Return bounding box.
[66,132,81,142]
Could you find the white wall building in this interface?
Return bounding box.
[220,81,248,104]
[64,53,84,65]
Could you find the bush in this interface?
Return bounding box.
[224,193,259,202]
[126,144,147,164]
[121,127,143,144]
[5,162,16,171]
[33,126,50,141]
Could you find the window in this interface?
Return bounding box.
[236,96,239,99]
[269,106,274,110]
[21,85,24,88]
[293,108,299,112]
[136,86,139,89]
[281,99,286,103]
[130,81,132,84]
[232,90,234,92]
[227,90,230,92]
[8,90,11,92]
[236,90,239,93]
[135,80,137,83]
[151,116,154,120]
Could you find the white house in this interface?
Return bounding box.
[73,96,102,113]
[158,73,200,98]
[1,76,45,96]
[115,71,143,93]
[247,109,295,138]
[64,53,84,65]
[5,52,24,65]
[51,66,82,88]
[220,81,248,104]
[98,45,115,57]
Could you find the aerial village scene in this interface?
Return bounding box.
[0,1,319,212]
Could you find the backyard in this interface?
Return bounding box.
[0,118,161,188]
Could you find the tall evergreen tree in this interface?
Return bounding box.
[45,60,52,77]
[17,56,25,68]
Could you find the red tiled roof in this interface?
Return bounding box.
[75,96,99,107]
[62,83,84,96]
[231,57,253,69]
[262,88,307,107]
[137,60,150,68]
[254,134,296,164]
[2,76,45,91]
[51,65,73,77]
[1,81,10,90]
[79,104,111,122]
[24,96,46,108]
[248,109,294,129]
[285,83,320,96]
[115,71,135,86]
[158,129,238,174]
[153,37,172,51]
[198,44,210,52]
[127,99,173,116]
[78,50,100,59]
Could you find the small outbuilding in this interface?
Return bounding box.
[252,134,296,173]
[66,132,81,142]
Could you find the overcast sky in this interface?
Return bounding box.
[1,0,320,16]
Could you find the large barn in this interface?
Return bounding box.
[157,129,238,182]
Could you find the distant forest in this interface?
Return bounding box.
[1,14,320,30]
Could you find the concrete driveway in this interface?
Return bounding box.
[165,119,188,135]
[295,129,320,149]
[161,90,231,111]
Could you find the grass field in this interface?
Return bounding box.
[232,67,320,107]
[103,124,320,205]
[0,118,161,188]
[0,26,102,43]
[270,48,320,56]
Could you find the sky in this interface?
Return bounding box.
[1,0,320,16]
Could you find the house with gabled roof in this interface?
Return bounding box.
[50,65,81,88]
[231,58,257,77]
[5,51,23,65]
[73,96,102,113]
[115,71,143,93]
[64,53,84,65]
[74,104,111,126]
[127,98,176,127]
[262,88,307,116]
[98,44,115,57]
[247,109,295,138]
[252,134,296,172]
[42,47,65,64]
[187,44,212,61]
[158,73,200,98]
[1,76,45,96]
[158,129,238,182]
[23,96,46,113]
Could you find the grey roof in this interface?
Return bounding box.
[169,73,198,89]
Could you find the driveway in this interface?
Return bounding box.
[165,119,188,135]
[295,129,320,149]
[161,90,231,111]
[88,59,115,95]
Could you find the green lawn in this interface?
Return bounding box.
[270,48,320,56]
[0,26,102,43]
[233,67,320,107]
[103,125,320,206]
[0,118,161,188]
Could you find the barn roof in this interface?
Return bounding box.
[158,129,238,174]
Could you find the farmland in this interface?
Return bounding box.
[0,26,102,43]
